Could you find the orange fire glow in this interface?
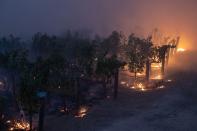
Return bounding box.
[177,48,186,52]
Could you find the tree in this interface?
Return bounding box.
[158,45,175,76]
[96,57,114,97]
[19,69,39,131]
[96,55,124,99]
[111,57,125,99]
[95,31,125,99]
[0,35,27,96]
[97,31,124,58]
[142,37,153,82]
[72,40,96,77]
[4,49,28,96]
[126,34,147,82]
[32,33,51,57]
[0,96,6,130]
[0,35,22,53]
[18,54,51,131]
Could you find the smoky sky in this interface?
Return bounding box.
[1,0,197,49]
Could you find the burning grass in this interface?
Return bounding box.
[121,78,169,92]
[6,119,30,131]
[131,83,147,91]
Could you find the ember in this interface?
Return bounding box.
[120,81,126,85]
[167,79,172,82]
[157,85,165,89]
[130,83,147,91]
[59,107,69,113]
[136,83,146,91]
[75,106,88,118]
[6,120,11,124]
[60,108,65,113]
[0,81,4,85]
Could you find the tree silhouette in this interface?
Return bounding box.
[126,34,150,82]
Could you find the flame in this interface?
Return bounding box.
[130,83,147,91]
[137,73,144,76]
[177,48,186,52]
[136,83,146,91]
[151,63,162,68]
[152,75,163,80]
[137,83,144,88]
[141,88,146,91]
[75,106,88,118]
[124,65,129,70]
[9,120,30,131]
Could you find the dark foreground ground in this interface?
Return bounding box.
[45,52,197,131]
[45,70,197,131]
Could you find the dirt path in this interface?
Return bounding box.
[102,72,197,131]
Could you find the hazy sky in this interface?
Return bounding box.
[1,0,197,49]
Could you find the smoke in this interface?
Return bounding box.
[1,0,197,73]
[167,51,197,74]
[0,0,197,50]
